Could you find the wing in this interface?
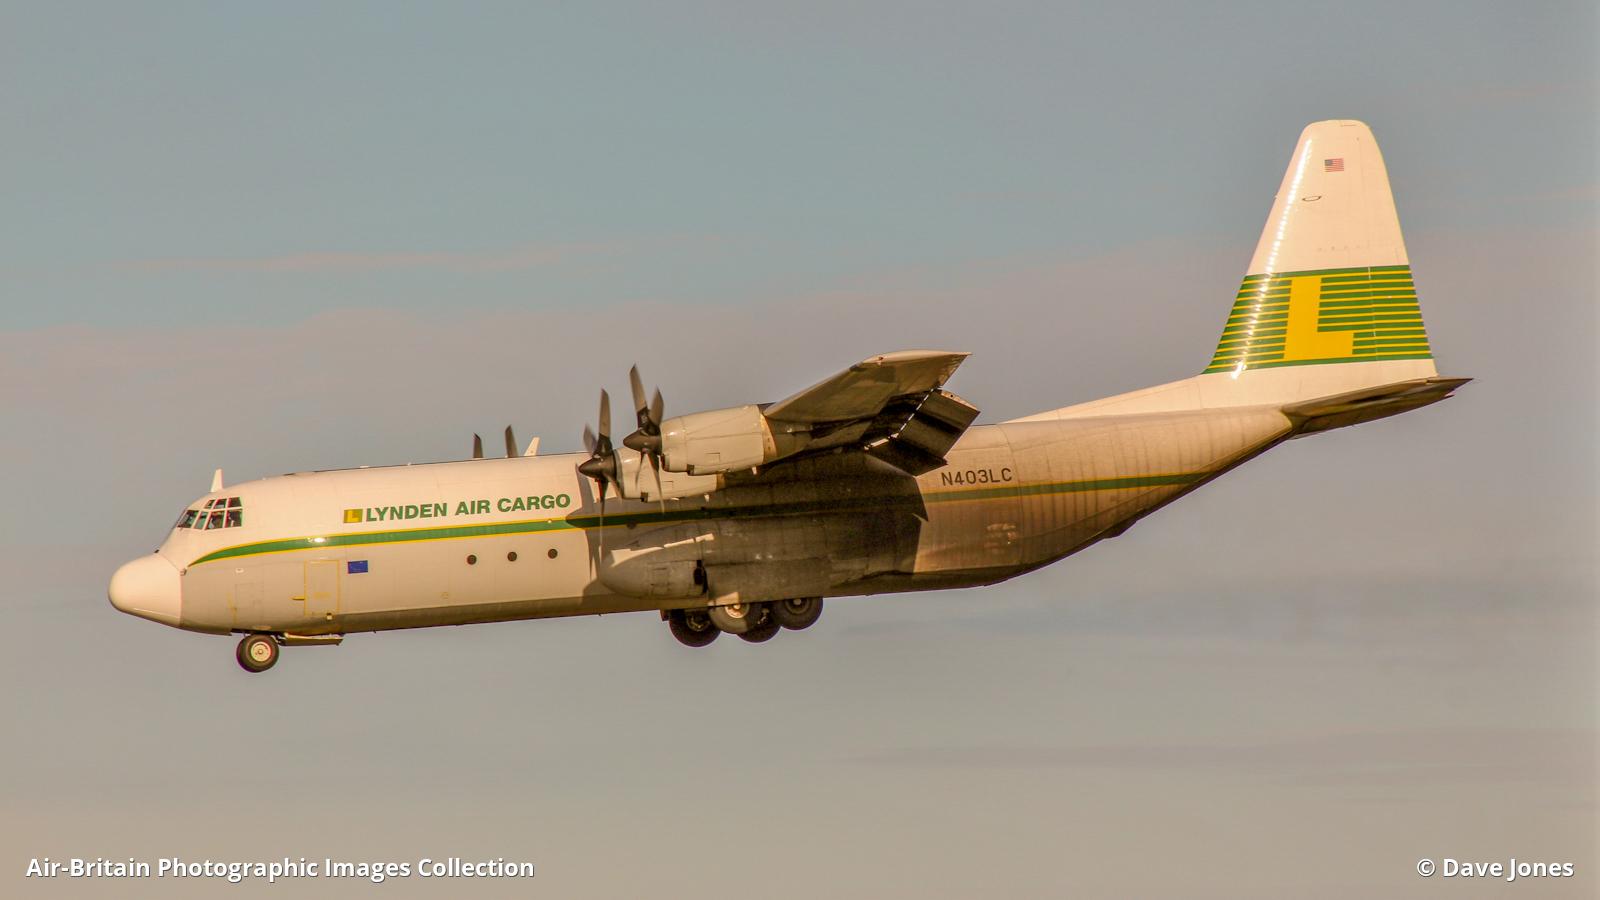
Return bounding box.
[763,350,979,475]
[765,350,969,423]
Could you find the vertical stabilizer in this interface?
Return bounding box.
[1008,119,1465,425]
[1203,120,1435,378]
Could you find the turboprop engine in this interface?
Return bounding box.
[580,353,980,507]
[601,367,814,493]
[656,404,812,475]
[611,451,723,502]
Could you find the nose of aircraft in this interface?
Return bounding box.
[108,554,182,627]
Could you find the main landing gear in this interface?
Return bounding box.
[667,609,719,647]
[666,598,824,648]
[236,633,280,673]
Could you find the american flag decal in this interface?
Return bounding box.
[1324,157,1345,172]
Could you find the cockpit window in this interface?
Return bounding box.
[176,497,244,529]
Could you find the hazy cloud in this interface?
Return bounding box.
[851,729,1596,790]
[117,241,612,274]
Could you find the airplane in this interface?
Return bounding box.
[109,120,1467,673]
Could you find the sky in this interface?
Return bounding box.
[2,2,1595,897]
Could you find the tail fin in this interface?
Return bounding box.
[1006,120,1466,426]
[1203,120,1436,380]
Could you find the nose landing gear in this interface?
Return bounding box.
[235,633,280,673]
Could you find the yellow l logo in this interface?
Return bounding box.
[1280,276,1353,362]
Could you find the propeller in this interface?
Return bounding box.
[576,389,618,510]
[622,365,666,497]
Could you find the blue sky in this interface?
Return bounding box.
[2,2,1595,898]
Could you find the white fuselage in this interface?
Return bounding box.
[129,402,1297,638]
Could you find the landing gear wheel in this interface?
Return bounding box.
[708,602,758,635]
[771,596,823,630]
[738,604,780,643]
[668,609,720,647]
[236,634,279,673]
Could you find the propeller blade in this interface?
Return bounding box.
[629,365,648,426]
[576,385,618,568]
[472,433,484,459]
[504,425,517,459]
[577,388,619,483]
[622,376,664,455]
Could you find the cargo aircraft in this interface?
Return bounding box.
[110,121,1467,672]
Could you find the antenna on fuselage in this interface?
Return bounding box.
[210,468,224,492]
[472,434,484,459]
[504,426,518,459]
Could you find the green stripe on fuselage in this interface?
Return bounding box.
[187,471,1209,567]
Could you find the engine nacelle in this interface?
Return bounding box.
[659,404,810,475]
[611,452,723,501]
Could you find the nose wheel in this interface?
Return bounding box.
[236,634,280,673]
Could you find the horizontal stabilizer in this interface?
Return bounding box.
[1282,377,1470,436]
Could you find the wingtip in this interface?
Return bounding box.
[863,349,971,365]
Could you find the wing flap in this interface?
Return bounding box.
[864,389,980,475]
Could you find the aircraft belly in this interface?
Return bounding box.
[905,410,1293,581]
[997,409,1292,567]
